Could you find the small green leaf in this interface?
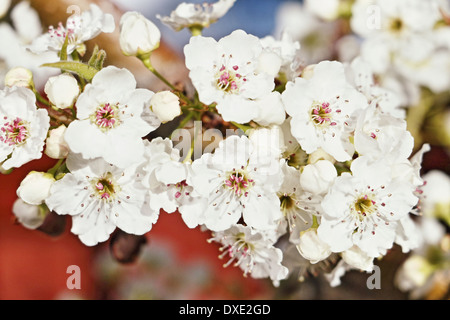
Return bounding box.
[41,61,99,82]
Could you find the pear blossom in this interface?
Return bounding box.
[318,156,419,257]
[141,138,206,229]
[282,60,368,162]
[354,105,414,162]
[209,224,289,283]
[17,171,55,206]
[190,135,283,232]
[119,12,161,58]
[64,66,161,168]
[184,29,285,126]
[346,57,405,119]
[29,4,115,55]
[278,163,314,244]
[157,0,236,32]
[46,155,158,246]
[44,73,80,109]
[0,86,50,170]
[350,0,450,94]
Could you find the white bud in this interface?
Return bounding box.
[150,91,182,123]
[44,74,80,109]
[12,199,48,230]
[45,125,69,159]
[5,67,34,88]
[0,0,10,19]
[120,12,161,57]
[297,228,332,264]
[341,246,374,272]
[300,160,337,194]
[17,171,56,206]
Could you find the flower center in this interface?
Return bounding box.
[216,63,246,94]
[225,169,253,197]
[353,194,377,220]
[92,173,120,201]
[0,117,29,146]
[388,18,404,33]
[92,103,120,130]
[174,180,189,199]
[310,101,337,127]
[218,233,255,276]
[280,194,296,212]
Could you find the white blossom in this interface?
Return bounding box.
[29,4,115,55]
[318,156,419,257]
[0,86,49,170]
[46,155,158,246]
[64,66,160,168]
[191,135,283,232]
[141,138,207,229]
[157,0,236,32]
[184,29,285,126]
[209,224,289,283]
[282,60,368,162]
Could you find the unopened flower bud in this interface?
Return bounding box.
[297,228,332,264]
[45,125,69,159]
[12,199,48,230]
[44,74,80,109]
[150,91,182,123]
[300,160,337,194]
[17,171,55,206]
[120,12,161,58]
[5,67,34,88]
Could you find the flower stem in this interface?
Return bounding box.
[141,57,191,104]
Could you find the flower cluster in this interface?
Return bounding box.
[2,0,449,290]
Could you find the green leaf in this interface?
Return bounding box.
[41,61,99,82]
